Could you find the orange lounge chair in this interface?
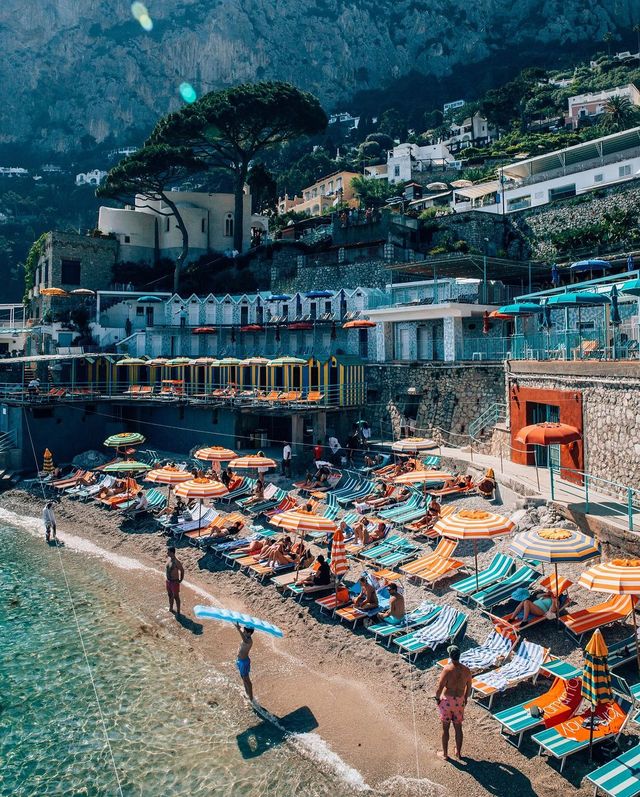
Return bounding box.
[430,482,477,499]
[315,586,351,614]
[295,390,324,406]
[100,478,140,508]
[405,505,455,537]
[560,594,635,641]
[399,538,461,583]
[257,391,280,403]
[52,470,87,490]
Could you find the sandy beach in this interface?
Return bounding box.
[3,480,637,797]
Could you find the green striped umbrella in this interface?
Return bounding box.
[104,432,146,448]
[582,629,613,760]
[102,460,151,473]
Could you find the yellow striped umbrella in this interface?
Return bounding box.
[393,470,453,484]
[270,509,338,534]
[42,448,54,474]
[579,559,640,669]
[228,452,277,470]
[194,446,237,462]
[146,465,192,505]
[435,509,515,590]
[582,629,613,759]
[330,526,349,577]
[392,437,437,453]
[174,477,229,529]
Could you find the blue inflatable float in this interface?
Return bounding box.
[194,605,284,638]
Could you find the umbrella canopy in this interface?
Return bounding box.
[393,469,453,484]
[342,319,376,329]
[450,179,473,188]
[193,357,218,365]
[228,452,277,470]
[391,437,437,452]
[146,358,168,367]
[271,509,338,534]
[240,357,271,365]
[116,357,147,366]
[165,357,191,366]
[104,432,146,448]
[497,303,544,315]
[146,466,192,485]
[39,287,69,297]
[288,322,313,330]
[489,309,513,320]
[427,181,448,191]
[103,460,151,473]
[510,527,599,563]
[546,292,609,308]
[43,448,54,473]
[330,527,349,577]
[194,446,237,462]
[515,422,580,446]
[305,290,334,298]
[579,559,640,594]
[571,259,611,273]
[137,295,163,303]
[192,327,217,334]
[70,288,96,296]
[174,477,229,500]
[268,356,307,365]
[620,278,640,297]
[240,324,265,332]
[434,509,514,541]
[219,357,242,365]
[582,629,613,759]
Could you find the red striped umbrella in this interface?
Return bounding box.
[195,446,238,462]
[270,509,338,534]
[146,465,192,505]
[330,526,348,577]
[228,452,277,470]
[174,477,229,529]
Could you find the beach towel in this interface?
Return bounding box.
[460,628,515,671]
[414,605,458,646]
[478,640,545,692]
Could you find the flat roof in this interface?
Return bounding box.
[386,253,547,283]
[454,180,499,199]
[0,352,116,365]
[502,126,640,179]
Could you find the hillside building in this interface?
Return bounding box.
[566,83,640,128]
[277,171,360,217]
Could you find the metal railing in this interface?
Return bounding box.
[0,428,17,452]
[468,402,507,440]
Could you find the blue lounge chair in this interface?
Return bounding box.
[222,477,256,503]
[471,640,548,708]
[451,553,515,599]
[586,743,640,797]
[394,606,467,661]
[469,565,540,610]
[336,479,375,506]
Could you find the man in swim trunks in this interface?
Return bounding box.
[377,583,405,625]
[435,644,472,760]
[235,623,254,702]
[165,546,184,616]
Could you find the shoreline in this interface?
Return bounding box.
[2,488,597,796]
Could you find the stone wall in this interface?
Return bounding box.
[365,362,505,441]
[507,362,640,489]
[270,247,391,293]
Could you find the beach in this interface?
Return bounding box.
[1,483,634,797]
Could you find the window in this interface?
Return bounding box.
[201,218,206,233]
[240,305,248,325]
[282,303,288,318]
[619,164,631,177]
[506,195,531,211]
[165,217,170,232]
[548,184,576,202]
[324,300,332,314]
[394,165,400,177]
[136,307,144,316]
[310,302,317,320]
[594,173,604,183]
[224,214,234,237]
[60,259,81,285]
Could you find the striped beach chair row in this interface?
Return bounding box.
[560,595,636,641]
[451,553,515,599]
[586,742,640,797]
[469,565,540,610]
[367,602,439,646]
[471,640,548,708]
[394,605,467,661]
[439,627,517,673]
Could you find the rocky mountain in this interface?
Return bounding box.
[0,0,637,151]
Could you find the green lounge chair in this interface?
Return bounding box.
[394,606,467,661]
[367,603,440,646]
[469,565,540,610]
[586,743,640,797]
[452,553,515,599]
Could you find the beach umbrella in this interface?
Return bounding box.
[42,448,54,474]
[392,437,437,453]
[268,356,307,365]
[620,278,640,297]
[570,259,611,274]
[228,452,277,470]
[426,181,448,191]
[104,432,146,448]
[435,509,515,590]
[165,357,191,366]
[510,527,600,620]
[102,460,151,473]
[145,465,192,505]
[515,422,580,446]
[39,287,69,297]
[627,254,635,273]
[116,357,147,366]
[193,357,218,365]
[174,477,229,529]
[497,303,544,315]
[393,469,453,484]
[288,322,314,331]
[70,288,95,296]
[194,446,237,463]
[240,357,270,365]
[483,310,490,335]
[582,629,613,760]
[192,327,217,334]
[579,559,640,669]
[551,264,561,287]
[268,294,292,301]
[450,179,473,189]
[270,509,338,534]
[546,292,609,308]
[610,284,621,326]
[488,309,512,320]
[137,295,163,303]
[146,358,168,367]
[342,319,376,329]
[330,526,349,578]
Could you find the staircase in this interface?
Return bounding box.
[0,429,19,488]
[468,402,507,441]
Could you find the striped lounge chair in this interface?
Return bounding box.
[560,595,636,641]
[468,565,540,610]
[493,675,582,748]
[586,743,640,797]
[437,627,518,673]
[471,640,548,708]
[366,602,440,646]
[532,696,632,773]
[451,553,515,599]
[394,605,467,661]
[398,538,464,587]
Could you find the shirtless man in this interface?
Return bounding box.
[353,576,378,611]
[165,546,184,615]
[377,583,405,625]
[235,624,255,702]
[435,645,472,760]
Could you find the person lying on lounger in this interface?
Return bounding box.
[302,554,332,586]
[504,589,558,623]
[377,583,405,625]
[354,576,378,611]
[97,479,126,499]
[244,476,266,506]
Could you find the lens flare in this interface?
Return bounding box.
[179,82,197,104]
[131,2,153,30]
[139,13,153,31]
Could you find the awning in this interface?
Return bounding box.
[454,181,500,199]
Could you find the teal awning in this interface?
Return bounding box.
[546,292,610,308]
[620,279,640,297]
[497,302,544,315]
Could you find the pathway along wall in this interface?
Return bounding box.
[365,362,505,442]
[506,362,640,490]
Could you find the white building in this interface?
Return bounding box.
[443,99,465,115]
[451,126,640,214]
[328,112,360,130]
[75,169,107,187]
[566,83,640,128]
[98,189,267,263]
[447,112,494,148]
[387,143,454,184]
[0,167,28,178]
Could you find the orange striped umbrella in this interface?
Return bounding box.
[228,452,277,470]
[194,446,237,462]
[146,466,193,486]
[330,526,348,577]
[391,437,437,452]
[435,509,515,590]
[174,478,229,500]
[270,509,338,534]
[393,470,453,484]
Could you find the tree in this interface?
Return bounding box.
[97,145,205,293]
[351,175,391,208]
[247,162,277,213]
[603,31,614,57]
[599,95,640,132]
[148,82,327,253]
[377,108,407,141]
[365,132,395,151]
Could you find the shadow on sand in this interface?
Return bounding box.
[174,613,203,635]
[236,705,318,759]
[450,758,537,796]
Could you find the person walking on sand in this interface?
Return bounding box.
[165,546,184,616]
[281,441,292,477]
[435,645,472,761]
[235,624,255,702]
[43,501,57,543]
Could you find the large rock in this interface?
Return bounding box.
[72,450,109,470]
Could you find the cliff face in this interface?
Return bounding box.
[0,0,635,151]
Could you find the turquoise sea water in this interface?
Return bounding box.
[0,519,365,797]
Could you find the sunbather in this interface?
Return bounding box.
[97,479,125,499]
[377,583,405,625]
[302,555,332,586]
[504,589,558,623]
[244,476,265,506]
[353,576,378,611]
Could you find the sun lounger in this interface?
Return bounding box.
[608,634,640,671]
[560,595,636,641]
[452,553,516,599]
[394,605,467,661]
[315,585,356,614]
[336,480,375,506]
[468,565,540,610]
[221,477,256,502]
[367,602,440,646]
[494,675,582,748]
[264,495,296,517]
[66,475,109,498]
[437,627,518,673]
[286,578,337,601]
[378,491,422,519]
[398,538,464,587]
[489,574,574,631]
[52,469,88,490]
[533,696,632,772]
[99,479,141,508]
[430,483,477,499]
[170,508,218,537]
[334,588,391,629]
[586,743,640,797]
[422,455,441,468]
[471,640,548,708]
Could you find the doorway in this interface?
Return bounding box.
[529,402,560,467]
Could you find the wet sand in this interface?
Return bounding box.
[2,485,633,796]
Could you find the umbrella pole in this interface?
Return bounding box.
[632,600,640,671]
[589,706,595,761]
[474,541,479,592]
[554,562,560,627]
[198,499,203,530]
